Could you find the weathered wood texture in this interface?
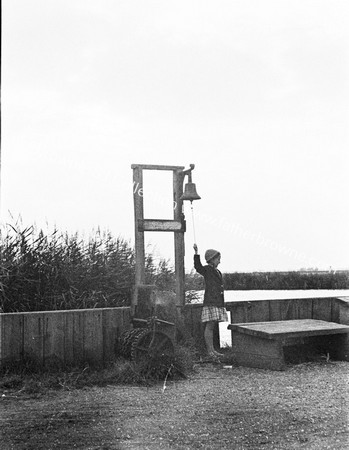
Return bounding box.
[131,164,185,171]
[232,332,285,370]
[183,296,349,350]
[133,166,145,292]
[131,164,186,308]
[228,319,349,340]
[337,297,349,325]
[226,296,349,333]
[0,307,131,367]
[229,319,349,370]
[138,219,185,232]
[173,170,185,306]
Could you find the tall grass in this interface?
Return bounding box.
[0,222,176,313]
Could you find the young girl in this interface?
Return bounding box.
[193,244,228,359]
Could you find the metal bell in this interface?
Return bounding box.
[180,182,201,202]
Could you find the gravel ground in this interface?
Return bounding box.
[1,361,348,449]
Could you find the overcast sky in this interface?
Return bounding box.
[2,0,349,272]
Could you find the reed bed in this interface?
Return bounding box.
[0,223,176,313]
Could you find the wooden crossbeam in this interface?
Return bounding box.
[131,164,185,171]
[138,219,185,232]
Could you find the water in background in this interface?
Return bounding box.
[209,289,349,347]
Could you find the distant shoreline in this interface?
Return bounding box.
[194,289,349,304]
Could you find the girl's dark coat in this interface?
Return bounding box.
[194,254,225,307]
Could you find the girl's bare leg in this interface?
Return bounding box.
[204,321,215,354]
[205,321,224,357]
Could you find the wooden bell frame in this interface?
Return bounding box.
[131,164,197,311]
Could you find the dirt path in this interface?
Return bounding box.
[1,362,348,449]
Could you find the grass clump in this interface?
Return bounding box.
[0,345,196,394]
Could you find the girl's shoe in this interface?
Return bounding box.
[213,350,224,357]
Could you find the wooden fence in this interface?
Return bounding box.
[2,296,349,367]
[0,307,131,367]
[183,296,349,350]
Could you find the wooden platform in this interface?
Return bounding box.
[228,319,349,370]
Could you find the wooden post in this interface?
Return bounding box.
[173,169,185,307]
[132,166,145,311]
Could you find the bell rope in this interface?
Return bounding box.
[190,202,197,245]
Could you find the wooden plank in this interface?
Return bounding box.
[64,310,75,365]
[138,219,184,232]
[73,310,85,364]
[43,311,66,367]
[102,308,117,362]
[131,164,185,171]
[133,166,145,299]
[230,319,349,334]
[297,298,313,319]
[269,300,284,321]
[0,313,24,364]
[23,312,45,364]
[1,307,132,368]
[269,298,312,321]
[232,332,285,370]
[173,170,185,307]
[291,298,307,320]
[84,310,104,365]
[228,300,270,323]
[229,303,249,324]
[278,299,295,320]
[102,308,130,362]
[228,319,349,340]
[119,307,131,335]
[337,298,349,325]
[331,298,340,323]
[313,298,332,321]
[249,300,270,322]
